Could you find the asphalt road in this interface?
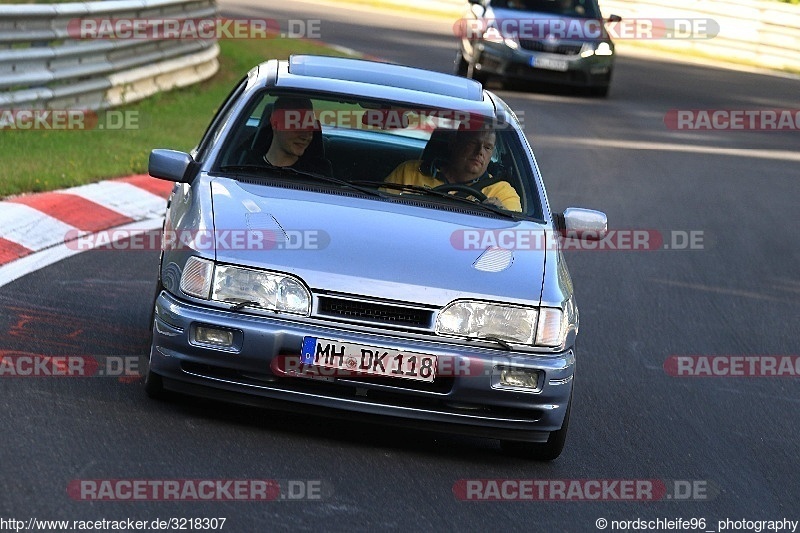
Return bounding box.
[2,1,798,531]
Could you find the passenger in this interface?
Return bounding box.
[384,126,521,211]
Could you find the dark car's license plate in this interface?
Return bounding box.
[531,56,568,71]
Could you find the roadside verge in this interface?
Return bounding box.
[0,176,172,287]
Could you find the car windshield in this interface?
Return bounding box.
[490,0,601,18]
[215,91,541,218]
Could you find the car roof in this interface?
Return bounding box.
[252,55,504,123]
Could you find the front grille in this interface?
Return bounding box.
[316,296,434,329]
[519,39,582,55]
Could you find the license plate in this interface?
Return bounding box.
[532,57,568,72]
[301,337,437,383]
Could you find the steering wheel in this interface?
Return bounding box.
[431,184,488,203]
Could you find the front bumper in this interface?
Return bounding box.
[474,41,613,87]
[150,291,575,443]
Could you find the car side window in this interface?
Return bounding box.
[193,77,249,162]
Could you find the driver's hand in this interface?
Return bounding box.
[482,197,504,209]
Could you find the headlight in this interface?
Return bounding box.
[436,301,538,345]
[436,301,568,347]
[179,257,310,316]
[213,265,310,315]
[580,42,613,58]
[595,42,614,56]
[483,27,519,50]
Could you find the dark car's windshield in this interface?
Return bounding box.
[214,91,542,219]
[490,0,601,18]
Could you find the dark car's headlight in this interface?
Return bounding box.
[180,257,311,316]
[436,301,566,347]
[483,26,520,50]
[580,42,614,57]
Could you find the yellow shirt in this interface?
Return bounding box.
[384,160,522,212]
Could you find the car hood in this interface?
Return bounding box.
[208,178,546,307]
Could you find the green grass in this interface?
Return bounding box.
[0,38,356,198]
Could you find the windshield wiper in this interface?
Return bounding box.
[217,164,386,199]
[228,300,260,311]
[355,181,526,220]
[465,335,512,351]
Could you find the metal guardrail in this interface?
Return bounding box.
[0,0,220,110]
[599,0,800,73]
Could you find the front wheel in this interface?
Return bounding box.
[501,394,571,461]
[142,348,166,399]
[454,50,469,77]
[589,84,610,98]
[141,282,167,399]
[456,48,488,84]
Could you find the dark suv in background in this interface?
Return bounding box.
[455,0,620,96]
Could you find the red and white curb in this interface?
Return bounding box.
[0,175,172,288]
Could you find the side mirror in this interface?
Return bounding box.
[149,149,194,183]
[557,207,607,240]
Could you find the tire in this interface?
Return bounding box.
[143,354,166,399]
[589,84,610,98]
[454,50,469,77]
[501,394,571,461]
[141,281,167,400]
[142,346,166,400]
[456,47,488,85]
[467,62,488,85]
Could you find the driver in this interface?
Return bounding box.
[383,127,522,212]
